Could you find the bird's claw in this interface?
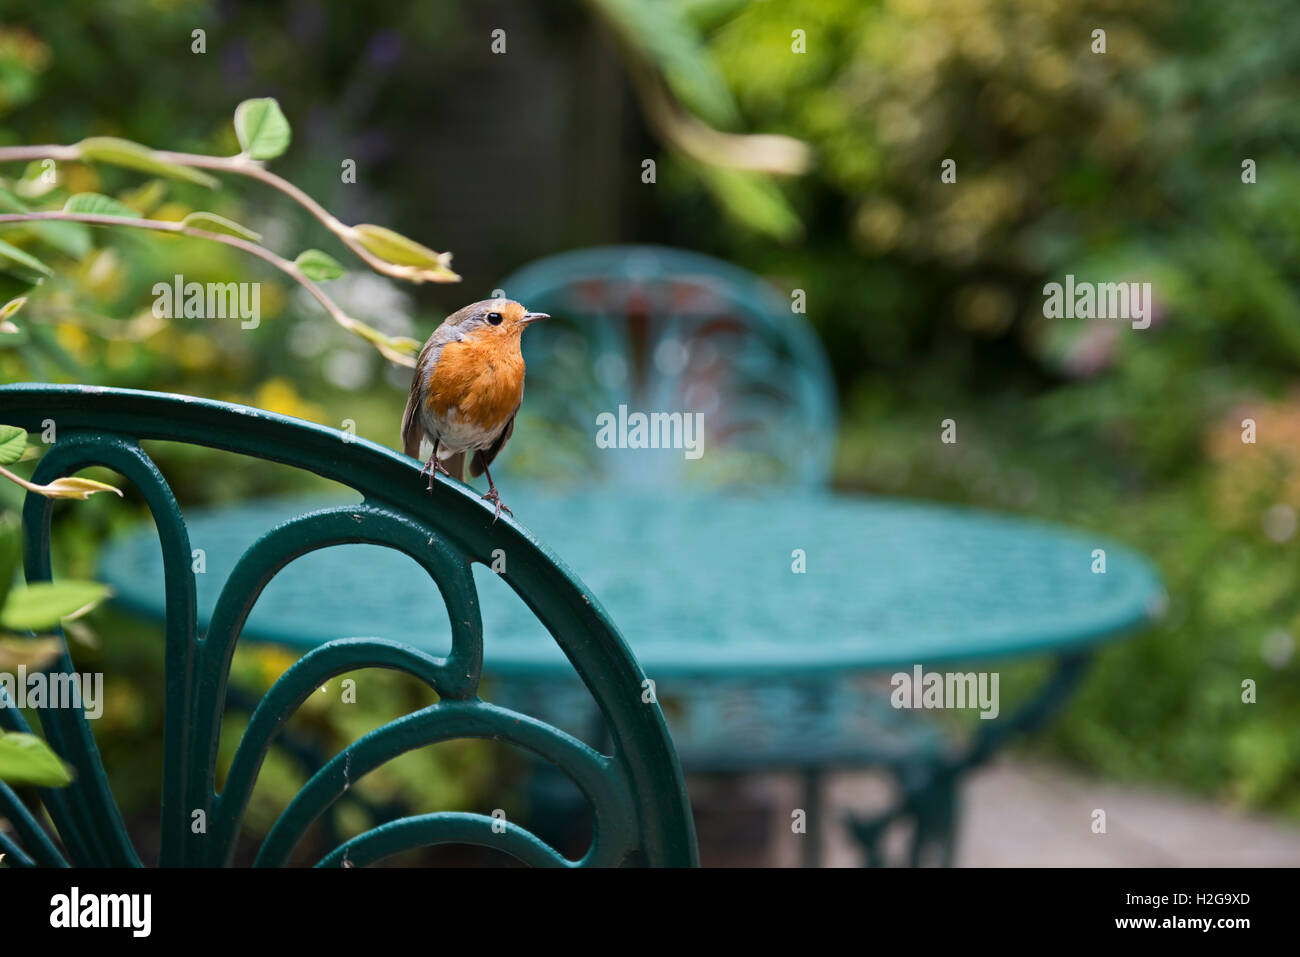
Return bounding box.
[482,489,512,523]
[421,456,452,492]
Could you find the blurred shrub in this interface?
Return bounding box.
[657,0,1300,811]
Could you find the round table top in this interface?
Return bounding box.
[98,489,1164,678]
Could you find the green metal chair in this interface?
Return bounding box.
[495,244,838,488]
[0,383,698,867]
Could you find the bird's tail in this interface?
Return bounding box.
[441,450,467,483]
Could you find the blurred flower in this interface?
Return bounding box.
[954,282,1016,337]
[1206,397,1300,531]
[364,29,404,70]
[177,331,218,372]
[1034,317,1122,380]
[1263,504,1296,543]
[0,27,51,115]
[853,198,905,253]
[1261,629,1294,669]
[323,348,373,391]
[251,377,326,423]
[55,321,92,361]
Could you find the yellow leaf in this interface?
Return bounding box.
[28,476,123,500]
[0,635,63,671]
[0,297,25,322]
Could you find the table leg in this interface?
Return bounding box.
[958,650,1092,773]
[848,650,1093,867]
[907,764,958,867]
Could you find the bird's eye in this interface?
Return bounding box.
[487,312,503,325]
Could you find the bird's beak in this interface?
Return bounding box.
[521,312,549,324]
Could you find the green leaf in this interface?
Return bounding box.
[180,211,262,242]
[294,248,345,281]
[0,185,29,215]
[670,0,750,32]
[694,164,804,242]
[0,581,112,631]
[0,319,26,345]
[13,161,58,200]
[30,221,93,259]
[0,424,25,465]
[63,193,141,219]
[351,321,421,364]
[0,513,18,615]
[234,98,292,161]
[350,224,458,282]
[591,0,740,126]
[120,179,169,216]
[76,137,219,189]
[0,187,92,259]
[0,237,52,283]
[0,733,74,787]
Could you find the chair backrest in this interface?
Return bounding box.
[496,245,838,489]
[0,383,697,867]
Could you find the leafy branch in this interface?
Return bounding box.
[0,416,121,505]
[0,98,458,367]
[0,206,416,365]
[583,0,813,240]
[0,423,119,790]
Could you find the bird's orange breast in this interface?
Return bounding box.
[425,335,526,430]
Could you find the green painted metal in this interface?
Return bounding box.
[0,382,698,868]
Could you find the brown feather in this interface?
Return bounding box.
[401,337,441,458]
[401,388,423,458]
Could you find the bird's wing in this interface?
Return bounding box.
[401,336,444,458]
[470,409,517,477]
[400,388,423,458]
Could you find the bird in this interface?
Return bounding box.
[401,298,548,520]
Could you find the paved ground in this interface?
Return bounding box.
[693,758,1300,867]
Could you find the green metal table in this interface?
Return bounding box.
[100,487,1164,865]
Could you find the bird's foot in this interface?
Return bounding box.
[422,455,452,492]
[482,487,513,523]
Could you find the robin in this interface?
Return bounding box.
[401,298,548,520]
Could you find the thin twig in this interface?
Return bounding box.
[0,145,78,163]
[153,150,403,274]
